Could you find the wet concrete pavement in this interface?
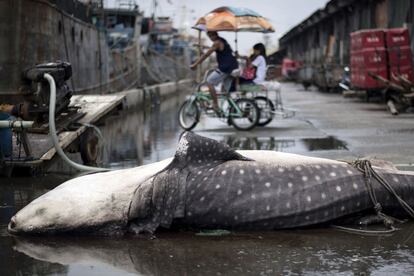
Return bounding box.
[1,82,414,275]
[195,82,414,167]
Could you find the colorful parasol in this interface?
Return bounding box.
[192,6,274,33]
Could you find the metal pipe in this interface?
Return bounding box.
[44,73,110,172]
[0,120,34,129]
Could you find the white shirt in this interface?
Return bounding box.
[252,55,267,84]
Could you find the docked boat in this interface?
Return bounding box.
[0,0,142,104]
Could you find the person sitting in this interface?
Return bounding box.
[190,31,239,113]
[238,43,267,86]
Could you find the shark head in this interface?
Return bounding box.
[8,158,172,235]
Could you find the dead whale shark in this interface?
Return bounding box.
[8,132,414,235]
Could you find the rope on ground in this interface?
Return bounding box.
[332,159,414,235]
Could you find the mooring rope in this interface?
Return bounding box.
[350,159,414,219]
[332,159,414,235]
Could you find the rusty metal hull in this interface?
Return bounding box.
[0,0,140,103]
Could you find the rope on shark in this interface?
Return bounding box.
[333,159,414,235]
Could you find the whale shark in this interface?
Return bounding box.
[8,132,414,235]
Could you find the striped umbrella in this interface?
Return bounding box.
[192,6,275,33]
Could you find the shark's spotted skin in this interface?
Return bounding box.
[169,132,414,230]
[8,132,414,235]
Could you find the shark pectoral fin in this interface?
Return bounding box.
[128,221,157,238]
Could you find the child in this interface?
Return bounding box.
[239,43,267,85]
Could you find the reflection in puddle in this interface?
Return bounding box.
[222,136,348,151]
[9,225,414,276]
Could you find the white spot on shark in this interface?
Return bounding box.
[265,182,271,188]
[237,189,242,195]
[330,172,337,177]
[215,184,221,189]
[307,196,312,202]
[302,176,308,182]
[255,169,261,174]
[321,193,326,199]
[221,170,227,175]
[288,182,293,188]
[239,169,245,175]
[336,186,342,192]
[353,183,358,189]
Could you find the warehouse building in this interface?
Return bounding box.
[277,0,414,89]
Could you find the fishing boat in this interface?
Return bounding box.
[0,0,143,104]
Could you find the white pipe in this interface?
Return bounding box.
[0,120,34,129]
[44,73,110,172]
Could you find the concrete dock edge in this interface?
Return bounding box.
[120,79,193,108]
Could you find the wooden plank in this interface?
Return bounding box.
[40,94,125,161]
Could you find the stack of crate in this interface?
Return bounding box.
[387,28,413,83]
[350,29,388,89]
[350,28,413,89]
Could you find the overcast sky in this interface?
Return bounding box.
[106,0,328,53]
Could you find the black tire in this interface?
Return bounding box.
[178,99,200,130]
[254,96,275,127]
[229,98,260,131]
[80,129,100,166]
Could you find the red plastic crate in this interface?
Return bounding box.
[386,28,410,48]
[352,67,388,89]
[390,65,414,83]
[388,46,413,67]
[351,29,385,51]
[351,48,387,68]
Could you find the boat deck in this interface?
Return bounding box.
[2,94,125,176]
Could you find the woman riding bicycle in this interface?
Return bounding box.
[190,31,238,113]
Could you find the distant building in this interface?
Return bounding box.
[279,0,414,67]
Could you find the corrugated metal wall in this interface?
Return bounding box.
[280,0,414,67]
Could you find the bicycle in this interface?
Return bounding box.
[237,84,275,126]
[178,77,260,131]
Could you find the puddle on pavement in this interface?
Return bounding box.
[222,136,348,152]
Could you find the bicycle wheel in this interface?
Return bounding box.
[254,96,275,126]
[229,98,260,131]
[178,99,200,130]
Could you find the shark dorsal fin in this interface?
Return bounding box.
[170,132,251,169]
